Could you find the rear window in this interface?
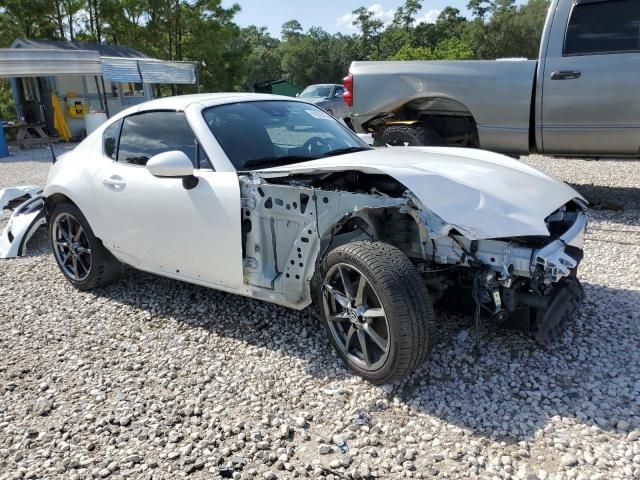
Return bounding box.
[564,0,640,55]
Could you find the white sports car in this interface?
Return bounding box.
[44,94,586,384]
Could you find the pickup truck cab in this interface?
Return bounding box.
[344,0,640,157]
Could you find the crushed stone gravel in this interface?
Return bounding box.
[1,149,639,479]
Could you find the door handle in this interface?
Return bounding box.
[102,176,126,191]
[550,70,581,80]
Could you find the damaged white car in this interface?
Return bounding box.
[44,94,586,384]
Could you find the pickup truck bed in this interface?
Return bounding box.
[346,0,640,158]
[350,60,537,154]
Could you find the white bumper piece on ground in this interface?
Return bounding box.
[0,186,45,259]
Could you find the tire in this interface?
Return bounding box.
[49,202,122,290]
[374,123,442,147]
[319,241,436,384]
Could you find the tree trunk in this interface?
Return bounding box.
[56,2,65,39]
[95,0,102,43]
[175,0,181,60]
[68,12,74,41]
[88,0,96,40]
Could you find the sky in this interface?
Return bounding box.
[220,0,479,37]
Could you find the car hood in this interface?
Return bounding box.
[255,147,586,240]
[301,96,328,104]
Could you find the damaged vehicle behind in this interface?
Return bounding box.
[43,94,586,384]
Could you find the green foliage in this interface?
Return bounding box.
[433,37,475,60]
[0,79,16,121]
[0,0,550,92]
[392,0,423,29]
[465,0,549,59]
[389,45,433,61]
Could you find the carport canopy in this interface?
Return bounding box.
[138,59,196,84]
[0,48,102,77]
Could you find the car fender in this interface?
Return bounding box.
[44,153,109,241]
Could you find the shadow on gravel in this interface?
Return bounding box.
[94,268,640,443]
[571,182,640,215]
[397,281,640,443]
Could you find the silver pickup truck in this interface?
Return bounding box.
[344,0,640,157]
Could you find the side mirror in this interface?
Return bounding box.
[334,91,343,98]
[147,150,198,189]
[295,93,300,97]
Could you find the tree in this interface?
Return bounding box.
[240,26,283,87]
[433,37,474,59]
[389,44,432,61]
[392,0,422,29]
[0,0,59,39]
[351,6,384,59]
[466,0,547,59]
[0,79,16,121]
[281,19,302,41]
[467,0,492,20]
[377,26,412,60]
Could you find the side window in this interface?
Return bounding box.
[564,0,640,56]
[117,111,199,167]
[103,120,121,160]
[120,82,144,98]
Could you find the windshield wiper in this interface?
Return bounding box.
[321,146,371,158]
[241,155,318,170]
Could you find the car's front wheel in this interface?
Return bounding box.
[49,202,122,290]
[319,241,436,384]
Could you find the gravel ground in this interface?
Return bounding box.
[1,149,639,480]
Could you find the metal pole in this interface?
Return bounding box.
[196,62,200,93]
[94,76,105,112]
[100,76,110,118]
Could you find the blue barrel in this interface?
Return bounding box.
[0,122,9,158]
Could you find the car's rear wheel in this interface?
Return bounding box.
[319,241,435,384]
[49,202,122,290]
[374,123,442,147]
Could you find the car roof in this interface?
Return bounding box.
[137,92,304,112]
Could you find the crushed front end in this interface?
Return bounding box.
[419,199,587,345]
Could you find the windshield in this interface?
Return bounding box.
[202,100,370,170]
[299,85,332,98]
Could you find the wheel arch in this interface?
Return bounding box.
[311,203,427,298]
[44,189,108,243]
[366,95,480,146]
[44,192,77,220]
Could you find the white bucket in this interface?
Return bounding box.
[84,112,108,136]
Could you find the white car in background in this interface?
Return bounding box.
[44,94,586,384]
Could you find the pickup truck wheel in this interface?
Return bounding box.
[319,241,436,384]
[374,124,442,147]
[49,202,122,290]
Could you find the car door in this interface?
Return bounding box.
[92,110,243,289]
[541,0,640,155]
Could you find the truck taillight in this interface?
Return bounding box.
[342,74,353,108]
